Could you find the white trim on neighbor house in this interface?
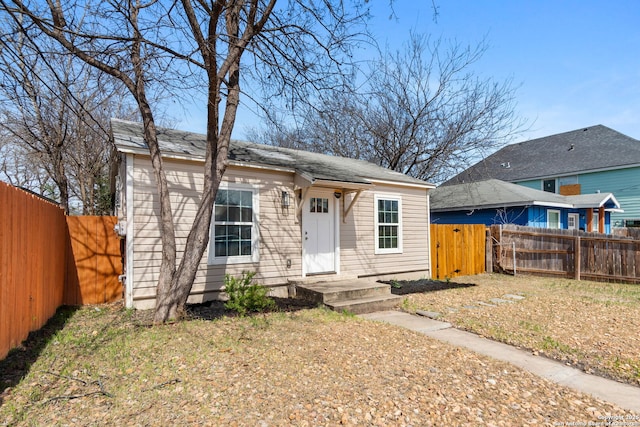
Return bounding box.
[207,182,260,265]
[125,153,135,309]
[374,193,403,255]
[547,209,561,229]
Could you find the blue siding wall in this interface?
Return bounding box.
[433,206,611,232]
[517,180,542,191]
[432,207,529,226]
[572,167,640,227]
[515,166,640,227]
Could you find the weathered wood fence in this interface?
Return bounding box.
[1,182,122,360]
[491,224,640,283]
[430,224,487,279]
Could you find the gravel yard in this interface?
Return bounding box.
[397,273,640,387]
[1,285,636,426]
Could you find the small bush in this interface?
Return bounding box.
[224,272,276,316]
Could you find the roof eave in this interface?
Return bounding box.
[369,178,435,189]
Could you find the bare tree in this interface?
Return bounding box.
[0,16,134,213]
[1,0,367,321]
[255,34,526,184]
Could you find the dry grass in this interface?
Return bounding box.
[400,273,640,386]
[0,289,636,426]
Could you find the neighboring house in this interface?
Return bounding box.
[445,125,640,228]
[430,179,622,233]
[111,119,435,309]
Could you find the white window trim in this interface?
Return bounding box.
[208,183,260,265]
[547,209,561,229]
[374,194,403,254]
[592,211,600,233]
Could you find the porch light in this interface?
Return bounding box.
[281,191,290,208]
[334,191,342,199]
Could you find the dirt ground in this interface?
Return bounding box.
[1,276,637,426]
[395,273,640,386]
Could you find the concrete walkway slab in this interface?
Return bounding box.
[361,311,640,413]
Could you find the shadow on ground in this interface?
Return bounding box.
[383,279,476,296]
[0,306,78,406]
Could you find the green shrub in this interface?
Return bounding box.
[224,272,276,316]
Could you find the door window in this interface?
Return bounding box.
[310,197,329,213]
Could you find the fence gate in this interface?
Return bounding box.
[430,224,486,279]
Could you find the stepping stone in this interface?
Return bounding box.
[490,298,514,304]
[503,294,525,301]
[446,307,459,313]
[416,310,441,319]
[477,301,497,307]
[463,305,479,309]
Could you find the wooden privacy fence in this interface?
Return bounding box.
[1,182,122,360]
[491,224,640,283]
[66,216,123,305]
[430,224,487,279]
[1,183,67,361]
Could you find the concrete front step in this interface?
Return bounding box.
[294,279,403,314]
[326,294,404,315]
[295,280,392,304]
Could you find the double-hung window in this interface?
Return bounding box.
[375,195,402,254]
[208,185,259,264]
[547,209,561,229]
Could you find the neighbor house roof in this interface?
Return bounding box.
[111,119,434,189]
[430,179,621,212]
[445,125,640,185]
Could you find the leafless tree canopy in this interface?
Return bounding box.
[0,0,369,321]
[254,34,526,184]
[0,13,136,213]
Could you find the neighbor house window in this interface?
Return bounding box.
[375,195,402,254]
[547,209,561,229]
[543,179,556,193]
[208,186,259,264]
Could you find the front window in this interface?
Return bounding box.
[209,186,259,264]
[547,209,561,229]
[375,195,402,254]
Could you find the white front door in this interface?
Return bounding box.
[568,213,579,230]
[303,191,337,275]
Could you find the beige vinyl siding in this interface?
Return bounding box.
[129,155,301,308]
[340,185,430,277]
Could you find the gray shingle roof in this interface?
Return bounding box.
[445,125,640,185]
[430,179,620,212]
[111,119,433,189]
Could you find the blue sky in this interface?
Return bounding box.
[177,0,640,143]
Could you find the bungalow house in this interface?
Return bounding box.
[430,179,622,232]
[445,125,640,229]
[111,119,435,309]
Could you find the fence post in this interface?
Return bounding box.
[574,235,581,280]
[485,228,493,273]
[512,241,517,276]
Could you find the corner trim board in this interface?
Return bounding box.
[125,153,135,309]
